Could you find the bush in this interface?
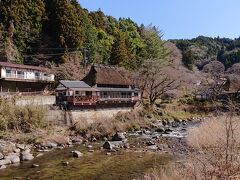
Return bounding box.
[71,109,151,139]
[0,99,49,133]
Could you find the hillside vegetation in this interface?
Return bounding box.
[0,0,169,80]
[172,36,240,70]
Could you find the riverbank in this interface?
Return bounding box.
[0,118,201,179]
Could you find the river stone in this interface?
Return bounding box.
[0,159,11,166]
[112,133,126,141]
[43,141,58,148]
[103,141,113,150]
[0,153,3,160]
[0,165,6,169]
[146,141,156,146]
[36,153,44,158]
[155,128,164,133]
[32,164,39,168]
[164,128,173,134]
[16,144,25,151]
[148,145,158,150]
[20,152,34,161]
[87,145,93,149]
[8,155,20,164]
[72,151,82,158]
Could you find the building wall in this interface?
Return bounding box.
[0,80,48,92]
[0,67,54,82]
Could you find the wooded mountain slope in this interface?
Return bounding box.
[0,0,168,74]
[172,36,240,70]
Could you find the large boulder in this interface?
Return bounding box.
[0,153,3,160]
[103,141,113,150]
[0,159,11,166]
[112,133,126,141]
[5,154,20,164]
[20,151,34,161]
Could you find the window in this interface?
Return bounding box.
[6,69,11,74]
[17,71,24,79]
[75,91,79,95]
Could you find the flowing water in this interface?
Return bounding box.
[0,122,196,180]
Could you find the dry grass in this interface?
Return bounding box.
[141,115,240,180]
[71,109,151,138]
[187,116,240,149]
[0,99,50,133]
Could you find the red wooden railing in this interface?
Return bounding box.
[67,96,98,105]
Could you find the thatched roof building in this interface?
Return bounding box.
[82,65,132,87]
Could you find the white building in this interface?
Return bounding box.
[0,62,54,93]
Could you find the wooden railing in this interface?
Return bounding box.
[67,96,98,105]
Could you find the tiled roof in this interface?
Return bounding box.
[59,80,91,88]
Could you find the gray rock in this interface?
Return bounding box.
[87,145,93,149]
[32,164,39,168]
[146,141,156,146]
[62,161,69,166]
[103,141,113,150]
[16,144,25,151]
[36,153,44,158]
[123,143,130,149]
[0,165,6,169]
[9,155,20,164]
[155,128,164,133]
[43,141,58,148]
[106,152,111,156]
[0,153,3,160]
[20,152,34,161]
[90,136,97,142]
[112,132,126,141]
[14,148,21,153]
[72,151,82,158]
[0,159,11,166]
[164,128,173,134]
[103,137,108,141]
[147,145,158,150]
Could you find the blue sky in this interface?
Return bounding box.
[79,0,240,40]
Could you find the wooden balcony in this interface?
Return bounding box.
[67,96,98,106]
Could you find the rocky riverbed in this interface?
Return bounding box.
[0,119,201,180]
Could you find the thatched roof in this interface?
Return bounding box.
[82,65,132,87]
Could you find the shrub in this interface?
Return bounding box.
[0,99,49,133]
[71,109,151,138]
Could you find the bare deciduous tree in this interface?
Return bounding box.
[134,59,177,105]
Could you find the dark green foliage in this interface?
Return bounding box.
[182,49,195,70]
[0,0,168,72]
[172,36,240,70]
[110,31,131,68]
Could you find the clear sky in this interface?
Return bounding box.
[79,0,240,40]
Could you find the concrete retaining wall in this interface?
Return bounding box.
[45,108,133,126]
[15,95,56,106]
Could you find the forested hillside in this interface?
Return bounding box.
[172,36,240,70]
[0,0,168,80]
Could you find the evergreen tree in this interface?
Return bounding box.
[44,0,83,49]
[110,31,131,68]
